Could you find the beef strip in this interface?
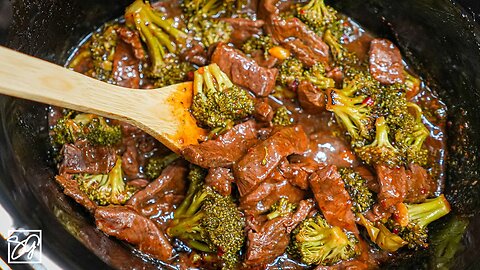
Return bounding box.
[264,13,330,67]
[95,205,173,261]
[293,130,358,168]
[234,125,309,196]
[59,140,116,175]
[118,27,145,60]
[181,42,207,66]
[205,167,234,196]
[240,177,306,215]
[405,163,436,203]
[277,158,319,190]
[112,40,141,89]
[309,165,358,233]
[245,199,314,266]
[251,50,278,68]
[55,174,97,213]
[221,18,265,46]
[253,99,274,123]
[122,142,140,179]
[182,120,259,168]
[127,161,188,227]
[368,38,405,85]
[375,165,407,210]
[297,80,327,113]
[211,43,278,97]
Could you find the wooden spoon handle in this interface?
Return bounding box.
[0,46,205,152]
[0,46,142,118]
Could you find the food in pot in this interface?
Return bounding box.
[50,0,451,268]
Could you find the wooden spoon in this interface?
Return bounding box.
[0,46,207,153]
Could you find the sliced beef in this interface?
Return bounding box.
[95,205,173,261]
[405,163,436,203]
[356,166,379,193]
[309,165,358,233]
[294,130,358,168]
[118,27,145,60]
[112,40,141,88]
[251,50,278,68]
[59,140,116,175]
[182,120,259,168]
[205,167,234,196]
[211,43,278,97]
[375,165,407,210]
[181,43,207,66]
[55,174,97,213]
[369,39,405,85]
[253,99,274,122]
[245,199,314,266]
[127,161,188,227]
[234,125,309,196]
[241,177,306,215]
[267,17,330,67]
[278,159,319,190]
[221,18,265,46]
[122,142,140,179]
[297,80,327,113]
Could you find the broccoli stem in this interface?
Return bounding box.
[407,194,451,228]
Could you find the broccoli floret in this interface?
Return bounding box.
[304,62,335,90]
[296,0,337,34]
[395,103,430,166]
[278,57,305,88]
[395,195,451,249]
[89,25,118,82]
[183,0,236,20]
[76,157,137,205]
[338,168,374,213]
[84,117,122,146]
[193,20,233,48]
[266,198,297,220]
[190,63,254,130]
[125,0,188,76]
[355,117,400,167]
[145,153,179,180]
[51,112,93,145]
[151,59,194,88]
[357,213,407,252]
[167,173,245,269]
[52,113,120,146]
[324,30,359,67]
[272,106,293,126]
[289,216,358,266]
[325,88,373,144]
[242,35,274,57]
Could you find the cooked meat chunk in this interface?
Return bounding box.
[375,164,407,210]
[118,27,144,60]
[268,18,329,67]
[95,205,173,261]
[221,18,265,45]
[294,130,358,168]
[55,174,97,213]
[181,43,207,66]
[112,40,141,88]
[211,43,278,97]
[127,161,188,227]
[122,142,140,179]
[297,80,326,113]
[253,100,274,122]
[182,120,259,168]
[278,159,318,190]
[405,163,436,203]
[234,125,309,196]
[245,199,314,266]
[369,38,405,84]
[309,165,358,233]
[205,167,234,196]
[59,140,116,175]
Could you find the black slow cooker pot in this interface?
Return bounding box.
[0,0,479,269]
